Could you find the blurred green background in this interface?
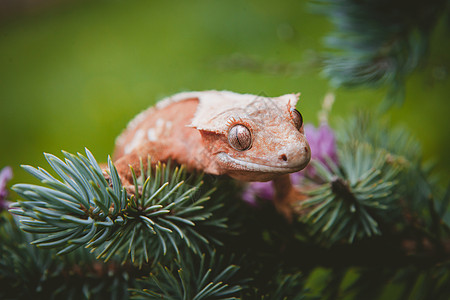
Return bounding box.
[0,0,449,184]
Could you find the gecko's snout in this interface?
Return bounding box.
[279,146,309,162]
[277,140,311,172]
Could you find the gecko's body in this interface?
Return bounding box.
[113,91,311,216]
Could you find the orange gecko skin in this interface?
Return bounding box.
[113,98,213,177]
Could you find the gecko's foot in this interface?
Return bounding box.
[123,184,143,196]
[100,165,142,196]
[101,168,111,184]
[108,157,145,196]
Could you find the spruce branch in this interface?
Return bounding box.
[0,213,136,299]
[131,250,243,299]
[313,0,447,107]
[296,113,427,244]
[10,149,226,265]
[298,142,402,245]
[338,112,450,241]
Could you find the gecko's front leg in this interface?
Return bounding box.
[272,174,308,221]
[114,153,146,184]
[110,152,149,195]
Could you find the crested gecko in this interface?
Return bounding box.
[113,90,311,218]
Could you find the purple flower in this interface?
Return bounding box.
[242,123,338,205]
[242,181,274,206]
[302,123,338,178]
[0,166,13,211]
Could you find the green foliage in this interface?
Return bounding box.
[131,251,243,299]
[313,0,448,106]
[297,112,450,247]
[10,149,226,266]
[297,114,410,244]
[340,113,450,237]
[300,142,401,244]
[0,213,134,300]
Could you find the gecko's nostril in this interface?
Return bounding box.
[280,154,288,162]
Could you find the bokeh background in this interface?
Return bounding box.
[0,0,449,184]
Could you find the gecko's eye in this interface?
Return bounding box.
[290,108,303,130]
[228,124,252,151]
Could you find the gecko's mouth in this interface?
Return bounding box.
[216,152,306,174]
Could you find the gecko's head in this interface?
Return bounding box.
[191,91,311,182]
